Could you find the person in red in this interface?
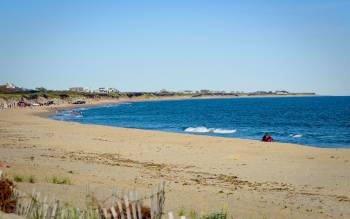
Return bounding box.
[262,133,273,142]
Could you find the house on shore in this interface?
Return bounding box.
[69,87,87,92]
[95,87,119,94]
[275,90,289,95]
[5,83,16,89]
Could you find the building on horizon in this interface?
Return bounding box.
[95,87,119,94]
[275,90,289,95]
[69,87,89,92]
[5,83,16,89]
[182,90,194,94]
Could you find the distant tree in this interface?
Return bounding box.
[36,87,47,92]
[59,94,69,99]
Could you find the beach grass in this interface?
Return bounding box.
[189,209,198,219]
[28,175,35,183]
[176,208,227,219]
[0,90,121,101]
[13,175,36,183]
[202,211,227,219]
[48,176,71,185]
[177,207,186,216]
[13,175,24,182]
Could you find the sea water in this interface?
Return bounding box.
[52,96,350,148]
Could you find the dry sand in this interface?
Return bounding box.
[0,99,349,219]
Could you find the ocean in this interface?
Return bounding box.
[52,96,350,148]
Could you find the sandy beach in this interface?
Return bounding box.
[0,100,349,219]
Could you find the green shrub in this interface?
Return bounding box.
[13,175,24,182]
[177,207,186,216]
[28,175,35,183]
[189,209,198,219]
[13,175,36,183]
[202,210,227,219]
[49,176,71,185]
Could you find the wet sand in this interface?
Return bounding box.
[0,101,349,219]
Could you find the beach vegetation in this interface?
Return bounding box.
[28,175,35,183]
[13,175,24,183]
[0,89,122,103]
[0,93,23,101]
[48,176,71,185]
[143,93,156,99]
[25,197,98,219]
[176,208,228,219]
[189,209,198,219]
[13,175,36,183]
[201,210,227,219]
[177,207,186,216]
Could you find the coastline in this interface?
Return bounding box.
[38,93,321,118]
[1,96,350,218]
[43,94,346,150]
[3,93,321,115]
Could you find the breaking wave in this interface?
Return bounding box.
[290,134,303,138]
[56,110,83,119]
[75,107,87,111]
[184,127,236,134]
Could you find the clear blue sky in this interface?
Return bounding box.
[0,0,349,95]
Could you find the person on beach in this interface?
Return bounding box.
[262,133,273,142]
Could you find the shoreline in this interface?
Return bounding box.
[41,95,349,150]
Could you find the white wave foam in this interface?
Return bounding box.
[184,127,236,134]
[76,107,87,111]
[290,134,303,138]
[60,110,83,118]
[213,128,237,134]
[185,127,211,133]
[102,104,115,108]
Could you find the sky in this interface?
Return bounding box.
[0,0,349,95]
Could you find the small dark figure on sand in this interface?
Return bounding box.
[262,133,273,142]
